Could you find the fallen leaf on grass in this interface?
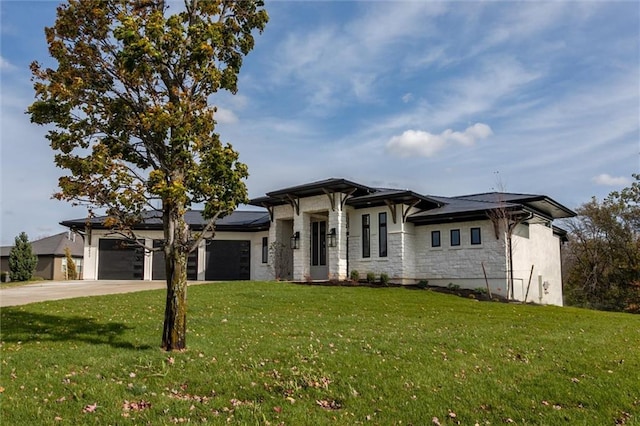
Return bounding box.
[123,400,151,412]
[432,417,441,426]
[82,403,98,413]
[316,399,341,410]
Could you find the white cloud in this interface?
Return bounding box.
[401,93,413,103]
[592,174,631,186]
[386,123,493,158]
[0,55,15,70]
[214,107,238,124]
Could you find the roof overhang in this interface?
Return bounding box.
[347,190,443,210]
[248,178,375,208]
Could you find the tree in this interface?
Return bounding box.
[64,247,78,280]
[28,0,268,350]
[486,174,528,299]
[8,232,38,282]
[564,174,640,313]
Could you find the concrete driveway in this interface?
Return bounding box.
[0,280,178,307]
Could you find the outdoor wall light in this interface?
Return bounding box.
[290,231,300,249]
[327,228,337,248]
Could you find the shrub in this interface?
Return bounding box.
[447,283,461,291]
[474,287,488,294]
[350,270,360,282]
[64,247,78,280]
[8,232,38,282]
[380,273,389,286]
[417,280,429,289]
[366,272,376,283]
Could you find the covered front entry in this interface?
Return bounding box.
[97,239,144,280]
[310,220,328,280]
[205,240,251,280]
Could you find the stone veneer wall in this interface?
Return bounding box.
[413,220,509,297]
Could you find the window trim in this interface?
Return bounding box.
[379,212,387,257]
[450,229,461,247]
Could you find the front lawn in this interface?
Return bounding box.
[1,282,638,425]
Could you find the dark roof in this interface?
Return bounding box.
[60,210,270,232]
[249,178,374,207]
[59,179,576,232]
[454,192,576,219]
[347,189,443,210]
[249,179,574,222]
[0,232,84,258]
[406,196,526,224]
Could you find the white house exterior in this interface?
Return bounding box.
[61,178,575,306]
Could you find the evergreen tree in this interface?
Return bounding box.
[64,247,78,280]
[8,232,38,282]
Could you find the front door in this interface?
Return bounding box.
[310,220,328,280]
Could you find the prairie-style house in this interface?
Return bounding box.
[61,178,575,306]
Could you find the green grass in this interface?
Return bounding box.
[1,282,639,425]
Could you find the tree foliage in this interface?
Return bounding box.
[564,174,640,313]
[8,232,38,282]
[28,0,268,349]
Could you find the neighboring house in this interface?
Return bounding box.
[0,232,84,280]
[60,178,575,306]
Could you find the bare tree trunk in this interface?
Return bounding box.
[161,202,190,351]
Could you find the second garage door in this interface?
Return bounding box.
[205,240,250,281]
[98,239,144,280]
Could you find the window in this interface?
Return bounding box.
[450,229,460,246]
[471,227,481,245]
[311,221,327,266]
[379,212,387,257]
[362,214,370,258]
[261,237,268,263]
[431,230,441,247]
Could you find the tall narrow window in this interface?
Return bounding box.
[379,212,387,257]
[431,230,441,247]
[261,237,268,263]
[362,214,370,258]
[470,227,481,245]
[450,229,461,246]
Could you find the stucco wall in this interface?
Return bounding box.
[511,223,564,306]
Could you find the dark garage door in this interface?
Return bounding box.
[152,240,199,280]
[98,239,144,280]
[205,240,250,281]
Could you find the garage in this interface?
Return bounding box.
[151,240,199,280]
[205,240,250,280]
[98,239,144,280]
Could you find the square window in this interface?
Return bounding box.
[431,230,441,247]
[471,227,481,245]
[450,229,460,246]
